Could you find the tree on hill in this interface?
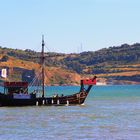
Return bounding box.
[0,55,9,62]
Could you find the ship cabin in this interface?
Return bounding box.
[4,82,28,95]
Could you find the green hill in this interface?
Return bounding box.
[0,43,140,84]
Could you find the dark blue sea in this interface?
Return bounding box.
[0,85,140,140]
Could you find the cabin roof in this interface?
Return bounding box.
[4,82,28,87]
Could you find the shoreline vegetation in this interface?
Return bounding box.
[0,43,140,85]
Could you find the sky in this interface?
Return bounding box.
[0,0,140,53]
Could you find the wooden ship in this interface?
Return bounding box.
[0,36,96,106]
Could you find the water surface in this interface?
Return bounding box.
[0,85,140,140]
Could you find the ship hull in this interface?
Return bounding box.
[0,92,88,107]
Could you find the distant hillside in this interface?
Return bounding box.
[0,43,140,84]
[0,55,81,85]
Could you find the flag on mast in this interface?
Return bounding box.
[1,69,7,78]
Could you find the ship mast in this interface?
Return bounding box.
[41,35,45,98]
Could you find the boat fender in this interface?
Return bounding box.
[57,99,60,105]
[36,101,38,106]
[66,100,69,106]
[42,100,45,105]
[51,99,54,104]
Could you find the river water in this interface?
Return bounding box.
[0,85,140,140]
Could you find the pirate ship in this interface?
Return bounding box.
[0,36,96,106]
